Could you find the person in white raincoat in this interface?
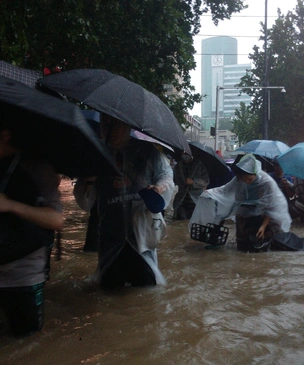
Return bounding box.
[74,113,174,287]
[189,154,292,251]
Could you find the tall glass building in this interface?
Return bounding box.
[201,36,251,120]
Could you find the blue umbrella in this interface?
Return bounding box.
[277,143,304,179]
[234,140,290,159]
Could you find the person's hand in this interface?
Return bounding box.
[281,178,294,189]
[185,178,194,185]
[256,225,266,239]
[146,184,163,195]
[0,193,12,213]
[281,178,295,197]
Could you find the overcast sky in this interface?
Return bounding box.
[190,0,298,116]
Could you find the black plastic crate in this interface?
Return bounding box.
[190,223,229,246]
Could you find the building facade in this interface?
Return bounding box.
[201,36,251,122]
[184,114,201,142]
[221,63,252,116]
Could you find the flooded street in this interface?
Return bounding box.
[2,179,304,365]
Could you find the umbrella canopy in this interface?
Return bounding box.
[234,140,289,159]
[0,60,42,88]
[80,110,174,153]
[277,143,304,179]
[188,141,230,177]
[37,69,191,155]
[130,129,174,153]
[80,109,101,135]
[0,76,118,177]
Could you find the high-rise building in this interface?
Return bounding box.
[201,36,251,122]
[221,63,252,116]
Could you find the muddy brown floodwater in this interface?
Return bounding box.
[1,179,304,365]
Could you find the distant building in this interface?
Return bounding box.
[201,36,251,123]
[184,114,201,141]
[199,129,238,157]
[164,78,202,142]
[221,63,252,116]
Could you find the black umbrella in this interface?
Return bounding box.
[188,141,230,177]
[0,60,42,88]
[188,141,232,188]
[0,76,118,177]
[37,69,191,155]
[80,109,175,156]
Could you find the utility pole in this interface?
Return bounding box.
[262,0,269,139]
[214,85,220,151]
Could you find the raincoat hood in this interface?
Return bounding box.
[236,154,261,174]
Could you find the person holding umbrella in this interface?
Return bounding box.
[0,74,121,335]
[0,115,63,336]
[74,113,174,288]
[173,153,210,220]
[268,155,301,219]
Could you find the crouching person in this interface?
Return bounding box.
[189,154,291,252]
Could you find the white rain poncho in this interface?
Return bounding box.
[74,140,174,285]
[189,154,292,233]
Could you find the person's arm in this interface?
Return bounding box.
[186,176,209,189]
[0,193,63,230]
[281,177,295,198]
[256,215,271,239]
[146,151,174,208]
[188,161,210,190]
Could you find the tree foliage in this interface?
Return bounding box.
[238,0,304,145]
[0,0,246,127]
[231,102,260,145]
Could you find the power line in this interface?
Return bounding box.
[196,34,261,38]
[201,14,279,18]
[194,53,253,56]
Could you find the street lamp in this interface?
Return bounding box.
[214,85,286,150]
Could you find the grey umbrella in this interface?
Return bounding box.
[37,69,191,155]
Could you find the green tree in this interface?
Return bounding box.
[231,102,260,145]
[239,0,304,145]
[0,0,246,127]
